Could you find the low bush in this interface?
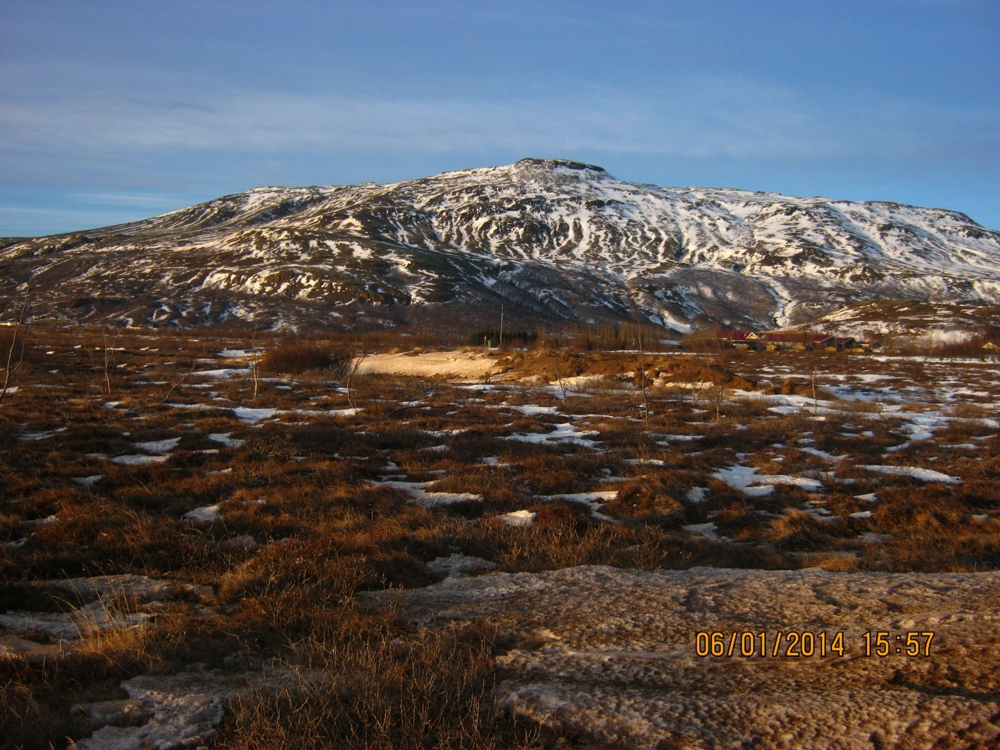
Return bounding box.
[260,344,347,375]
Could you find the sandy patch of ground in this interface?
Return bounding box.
[385,566,1000,749]
[352,350,498,379]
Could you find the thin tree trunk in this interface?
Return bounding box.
[161,362,196,404]
[715,336,727,423]
[345,341,366,409]
[102,324,117,397]
[630,303,649,426]
[0,288,30,404]
[249,327,260,403]
[811,361,818,415]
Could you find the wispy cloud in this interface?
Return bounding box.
[4,70,995,168]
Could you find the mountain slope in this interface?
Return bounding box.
[3,158,999,331]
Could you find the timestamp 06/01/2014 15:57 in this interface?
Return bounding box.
[694,631,936,659]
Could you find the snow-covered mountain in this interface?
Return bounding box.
[3,158,1000,332]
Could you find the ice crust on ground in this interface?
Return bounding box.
[133,438,181,454]
[183,505,221,523]
[43,574,202,602]
[111,454,170,466]
[681,522,724,541]
[232,406,276,423]
[538,491,619,520]
[208,432,244,448]
[371,480,483,507]
[863,464,962,483]
[426,554,499,577]
[505,422,599,448]
[167,403,360,423]
[72,666,293,750]
[510,404,560,415]
[0,602,151,641]
[387,566,1000,750]
[71,475,104,486]
[193,367,251,378]
[685,487,708,503]
[501,510,537,527]
[713,464,823,497]
[1,576,209,643]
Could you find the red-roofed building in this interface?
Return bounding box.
[717,331,753,342]
[717,331,858,350]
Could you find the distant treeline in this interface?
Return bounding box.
[540,323,669,351]
[471,330,538,347]
[469,323,673,350]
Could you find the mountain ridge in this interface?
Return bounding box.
[3,158,1000,332]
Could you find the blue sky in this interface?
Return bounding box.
[2,0,998,236]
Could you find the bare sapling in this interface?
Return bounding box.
[249,327,261,403]
[554,350,567,399]
[345,335,367,409]
[0,287,30,404]
[630,302,650,426]
[811,358,818,415]
[713,336,728,423]
[161,361,197,404]
[102,322,119,397]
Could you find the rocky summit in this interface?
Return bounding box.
[3,158,1000,332]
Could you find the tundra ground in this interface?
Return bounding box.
[2,327,999,749]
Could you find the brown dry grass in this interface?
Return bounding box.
[2,325,1000,748]
[215,618,539,750]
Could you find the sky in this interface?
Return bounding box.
[1,0,998,236]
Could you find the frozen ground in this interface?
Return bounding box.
[72,665,297,750]
[387,566,1000,750]
[5,333,1000,749]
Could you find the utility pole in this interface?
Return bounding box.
[499,303,504,348]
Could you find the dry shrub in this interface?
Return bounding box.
[610,481,683,521]
[872,486,969,533]
[261,344,347,375]
[880,524,1000,572]
[283,423,355,456]
[767,511,845,552]
[870,486,1000,571]
[947,403,992,420]
[925,335,998,359]
[463,514,789,572]
[712,501,766,541]
[514,454,607,496]
[651,356,755,391]
[241,434,297,461]
[797,553,860,572]
[426,468,526,509]
[441,434,511,464]
[357,421,426,452]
